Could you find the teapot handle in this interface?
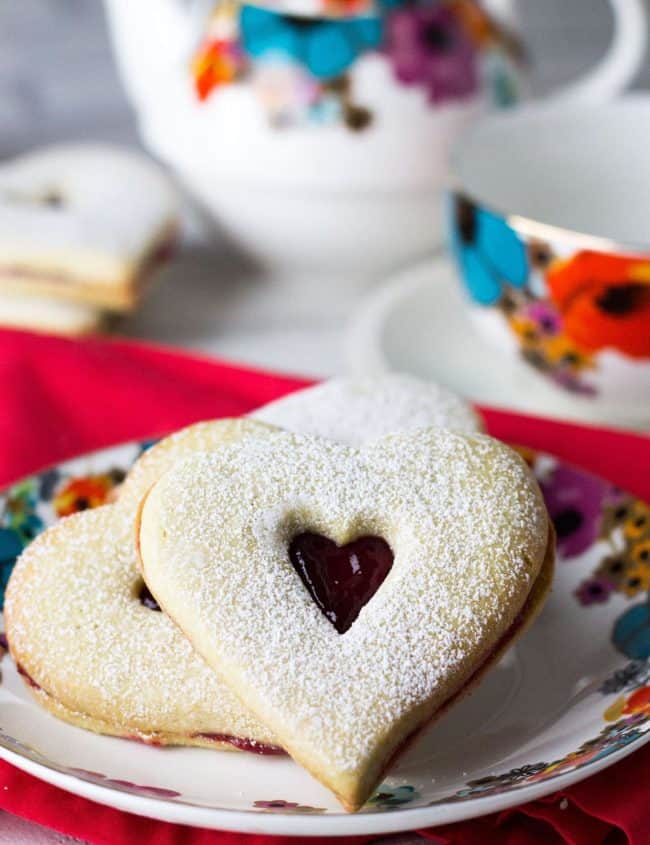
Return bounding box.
[546,0,647,105]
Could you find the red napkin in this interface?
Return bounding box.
[0,328,648,845]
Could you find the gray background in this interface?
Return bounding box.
[0,0,648,157]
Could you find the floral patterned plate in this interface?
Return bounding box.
[0,440,649,836]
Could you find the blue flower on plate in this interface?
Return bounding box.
[368,783,419,808]
[240,5,383,79]
[448,195,529,305]
[0,479,46,606]
[613,598,650,660]
[0,527,24,606]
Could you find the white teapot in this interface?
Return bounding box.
[104,0,647,281]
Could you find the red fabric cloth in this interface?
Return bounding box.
[0,328,648,845]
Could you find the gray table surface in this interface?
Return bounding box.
[0,2,647,843]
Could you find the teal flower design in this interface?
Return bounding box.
[240,6,382,80]
[0,528,24,606]
[448,195,528,305]
[613,597,650,660]
[0,480,45,606]
[368,783,419,807]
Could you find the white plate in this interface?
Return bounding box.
[346,256,650,431]
[0,442,649,836]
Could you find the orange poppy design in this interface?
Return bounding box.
[323,0,373,15]
[625,685,650,716]
[546,251,650,359]
[192,39,244,101]
[604,686,650,722]
[53,475,119,517]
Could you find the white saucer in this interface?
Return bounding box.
[346,256,650,431]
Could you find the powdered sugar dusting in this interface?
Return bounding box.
[118,418,275,512]
[141,427,548,785]
[252,375,482,446]
[5,505,278,744]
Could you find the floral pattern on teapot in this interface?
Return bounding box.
[191,0,522,130]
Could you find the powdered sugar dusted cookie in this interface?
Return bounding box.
[5,506,281,751]
[252,375,482,445]
[117,417,277,512]
[5,418,284,750]
[0,144,178,312]
[139,427,553,811]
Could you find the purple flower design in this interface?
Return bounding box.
[550,370,597,397]
[575,576,616,606]
[68,768,181,798]
[540,465,612,558]
[106,779,181,798]
[523,301,562,336]
[386,6,478,104]
[254,799,325,814]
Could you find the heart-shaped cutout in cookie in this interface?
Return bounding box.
[289,533,393,634]
[140,428,553,811]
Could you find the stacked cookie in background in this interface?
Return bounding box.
[0,145,178,335]
[5,376,554,811]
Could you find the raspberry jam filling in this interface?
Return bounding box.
[16,663,41,690]
[289,533,393,634]
[138,583,161,611]
[194,734,286,756]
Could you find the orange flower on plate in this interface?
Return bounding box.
[546,251,650,359]
[623,501,650,542]
[621,561,650,598]
[53,474,121,517]
[622,685,650,717]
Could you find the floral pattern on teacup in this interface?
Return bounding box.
[448,196,650,395]
[192,0,522,130]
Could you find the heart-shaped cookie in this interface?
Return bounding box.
[139,428,553,810]
[0,144,177,313]
[253,375,483,445]
[5,418,284,750]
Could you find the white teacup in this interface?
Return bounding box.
[104,0,646,280]
[447,95,650,409]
